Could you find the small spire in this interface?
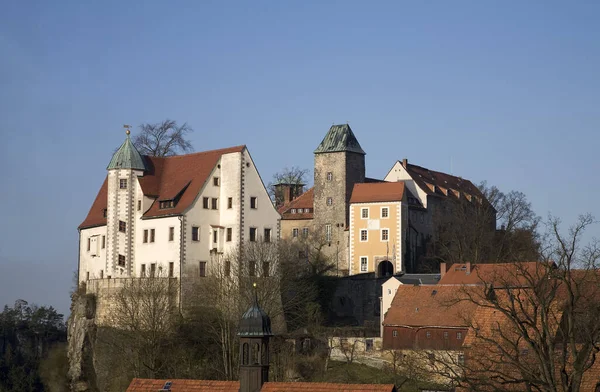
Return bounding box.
[253,282,259,306]
[123,124,131,136]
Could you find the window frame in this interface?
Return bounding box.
[292,228,299,238]
[199,261,207,277]
[191,226,200,242]
[118,254,125,267]
[381,206,389,219]
[262,261,270,277]
[226,227,232,242]
[392,330,398,338]
[143,229,148,243]
[203,197,209,209]
[264,228,271,243]
[119,221,126,233]
[361,208,369,219]
[360,229,368,242]
[150,228,155,243]
[302,227,309,238]
[168,262,174,277]
[325,224,332,242]
[119,178,127,189]
[211,198,218,210]
[169,227,175,242]
[360,256,368,272]
[250,196,258,209]
[326,197,333,206]
[213,177,220,186]
[227,197,233,209]
[326,172,333,181]
[249,227,257,242]
[381,228,389,242]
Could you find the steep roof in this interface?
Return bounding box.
[438,262,543,287]
[384,285,480,328]
[79,145,246,229]
[350,182,406,204]
[314,124,365,155]
[107,133,146,171]
[401,161,483,201]
[279,187,314,220]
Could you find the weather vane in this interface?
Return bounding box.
[123,124,131,135]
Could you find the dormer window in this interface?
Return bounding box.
[159,200,174,209]
[298,208,303,213]
[291,209,297,214]
[119,179,128,189]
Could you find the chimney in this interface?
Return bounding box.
[274,183,303,208]
[402,158,408,168]
[466,262,471,275]
[440,262,446,278]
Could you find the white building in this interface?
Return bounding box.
[78,131,280,283]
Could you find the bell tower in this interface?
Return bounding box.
[238,284,273,392]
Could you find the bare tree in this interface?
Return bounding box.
[430,214,600,392]
[268,167,309,206]
[133,119,194,157]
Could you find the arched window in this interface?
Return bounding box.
[261,342,268,364]
[242,343,249,365]
[252,343,260,365]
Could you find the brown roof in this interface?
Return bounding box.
[279,187,314,220]
[262,382,396,391]
[384,285,480,328]
[79,146,246,229]
[126,378,240,391]
[438,262,543,287]
[126,379,396,392]
[403,162,484,201]
[349,182,405,204]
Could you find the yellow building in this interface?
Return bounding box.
[348,182,409,276]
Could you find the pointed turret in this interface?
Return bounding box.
[107,129,146,171]
[314,124,365,155]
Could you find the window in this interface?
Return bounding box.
[169,262,174,277]
[119,221,126,233]
[249,261,256,276]
[192,226,200,241]
[327,172,333,181]
[199,261,207,277]
[326,197,333,206]
[381,229,389,241]
[264,228,271,243]
[250,197,257,209]
[101,235,105,249]
[213,230,218,244]
[159,200,174,209]
[381,207,389,218]
[228,197,233,209]
[456,332,463,340]
[443,331,449,339]
[141,264,146,277]
[118,255,125,267]
[360,257,368,272]
[302,227,309,238]
[226,227,232,242]
[203,197,209,209]
[87,238,90,251]
[119,179,127,189]
[249,227,257,242]
[292,228,299,238]
[103,209,107,218]
[150,229,155,243]
[213,177,219,186]
[361,208,369,219]
[360,229,368,242]
[325,224,332,242]
[169,227,174,242]
[138,200,141,211]
[211,198,218,210]
[262,261,270,277]
[224,260,231,277]
[393,330,398,337]
[388,289,392,295]
[291,208,297,214]
[426,331,432,339]
[143,229,148,243]
[298,208,303,213]
[458,354,465,365]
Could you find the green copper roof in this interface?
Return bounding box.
[314,124,365,155]
[107,134,146,171]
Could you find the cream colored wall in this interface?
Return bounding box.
[79,226,108,282]
[349,201,402,275]
[384,162,428,207]
[380,277,402,337]
[280,219,313,240]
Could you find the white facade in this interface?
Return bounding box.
[380,277,402,337]
[384,161,429,207]
[78,147,280,284]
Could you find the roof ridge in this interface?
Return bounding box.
[406,162,474,185]
[150,145,246,160]
[279,187,314,212]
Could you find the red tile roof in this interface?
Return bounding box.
[126,378,240,391]
[262,382,396,391]
[126,379,396,392]
[279,187,314,220]
[79,146,246,229]
[349,182,405,204]
[403,162,483,201]
[383,285,480,328]
[438,262,542,287]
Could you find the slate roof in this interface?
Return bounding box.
[79,145,246,229]
[349,182,406,204]
[314,124,365,155]
[438,262,542,287]
[383,285,480,328]
[126,379,397,392]
[107,134,146,171]
[279,187,314,220]
[239,292,273,337]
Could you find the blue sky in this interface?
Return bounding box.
[0,1,598,316]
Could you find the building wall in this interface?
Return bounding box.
[280,219,313,241]
[383,326,468,351]
[79,226,108,282]
[380,277,402,337]
[384,162,428,207]
[134,215,181,277]
[349,201,402,275]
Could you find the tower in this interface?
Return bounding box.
[105,127,146,277]
[313,124,365,258]
[238,285,273,392]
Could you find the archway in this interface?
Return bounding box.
[377,260,394,277]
